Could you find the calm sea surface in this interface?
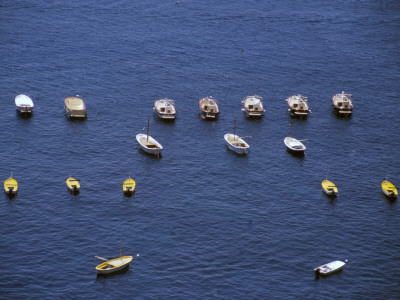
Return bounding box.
[1,1,400,299]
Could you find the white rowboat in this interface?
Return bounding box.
[136,134,163,156]
[314,259,348,276]
[284,137,306,153]
[95,254,139,275]
[224,134,249,155]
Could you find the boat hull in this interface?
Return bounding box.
[155,112,176,119]
[242,95,264,118]
[123,178,136,194]
[332,92,353,116]
[224,134,249,155]
[322,180,338,196]
[4,178,18,195]
[284,137,306,154]
[154,99,176,120]
[199,97,219,120]
[64,97,87,118]
[314,260,347,276]
[136,134,163,156]
[382,181,398,199]
[241,109,263,118]
[66,177,80,193]
[15,94,34,114]
[286,95,309,117]
[96,256,133,275]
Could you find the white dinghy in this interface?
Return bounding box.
[224,118,249,155]
[136,117,163,156]
[284,137,306,154]
[284,123,306,154]
[314,259,348,276]
[15,94,34,114]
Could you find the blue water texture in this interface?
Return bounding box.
[1,0,400,299]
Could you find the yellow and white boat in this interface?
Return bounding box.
[123,177,136,195]
[382,180,398,199]
[95,254,139,275]
[4,175,18,195]
[322,179,338,196]
[66,177,80,193]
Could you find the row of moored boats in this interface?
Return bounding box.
[322,178,398,200]
[13,92,353,157]
[4,174,398,200]
[14,92,353,119]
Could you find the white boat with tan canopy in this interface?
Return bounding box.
[154,98,177,119]
[198,96,219,119]
[242,95,265,118]
[286,94,310,117]
[64,96,87,118]
[332,91,353,115]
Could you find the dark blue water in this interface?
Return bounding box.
[1,1,400,299]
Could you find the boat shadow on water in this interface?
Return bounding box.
[332,110,352,119]
[16,110,33,120]
[67,189,80,196]
[286,149,305,159]
[224,145,249,157]
[137,148,162,159]
[314,268,344,280]
[381,194,397,205]
[96,266,130,280]
[65,115,87,123]
[6,193,17,201]
[322,191,338,204]
[123,191,135,198]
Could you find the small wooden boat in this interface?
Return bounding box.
[322,179,338,196]
[198,96,219,119]
[224,134,249,155]
[15,94,34,114]
[154,99,176,119]
[382,180,398,199]
[314,259,348,276]
[332,92,353,115]
[123,177,136,195]
[224,118,249,155]
[64,96,87,118]
[136,117,163,156]
[284,137,306,154]
[286,94,310,117]
[242,95,264,118]
[4,175,18,195]
[95,254,139,275]
[66,177,80,193]
[284,123,306,154]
